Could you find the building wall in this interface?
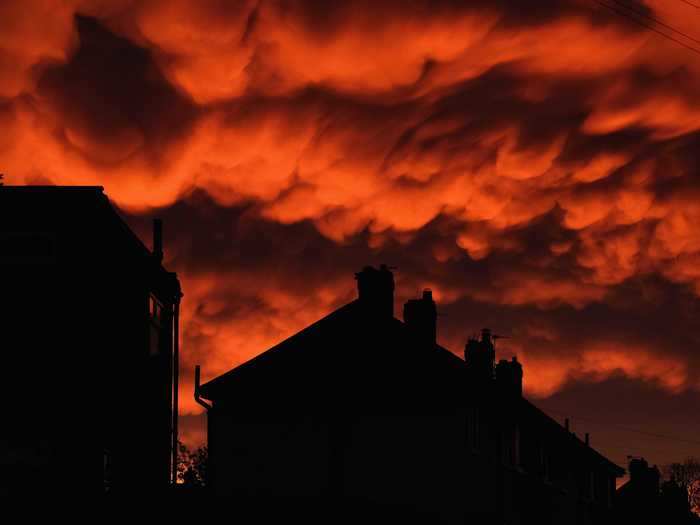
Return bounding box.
[208,406,332,503]
[207,396,618,524]
[0,190,178,496]
[474,402,618,525]
[343,413,468,523]
[209,407,478,524]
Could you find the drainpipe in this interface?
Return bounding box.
[194,365,212,411]
[171,296,181,485]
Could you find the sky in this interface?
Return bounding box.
[2,0,700,470]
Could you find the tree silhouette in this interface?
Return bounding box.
[177,441,207,486]
[662,457,700,516]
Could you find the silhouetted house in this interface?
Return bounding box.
[197,266,623,524]
[0,186,181,497]
[616,458,697,524]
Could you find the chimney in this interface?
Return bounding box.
[495,356,523,397]
[585,433,590,446]
[153,218,163,262]
[464,328,496,382]
[565,418,570,431]
[403,289,437,347]
[355,264,395,318]
[628,458,660,495]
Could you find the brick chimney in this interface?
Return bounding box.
[403,289,437,347]
[465,328,496,382]
[495,356,523,397]
[628,457,660,497]
[355,265,395,318]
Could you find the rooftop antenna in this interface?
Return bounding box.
[491,333,511,351]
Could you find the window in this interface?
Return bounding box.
[468,407,481,451]
[501,428,512,465]
[104,449,112,493]
[500,425,521,467]
[539,442,550,481]
[149,323,160,356]
[149,294,165,356]
[149,294,163,325]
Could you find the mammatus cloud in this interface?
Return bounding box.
[2,1,700,423]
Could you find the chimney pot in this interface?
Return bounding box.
[355,265,395,318]
[403,288,437,347]
[465,330,496,382]
[496,357,523,397]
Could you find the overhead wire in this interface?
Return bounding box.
[542,408,700,446]
[607,0,700,45]
[590,0,700,56]
[678,0,700,9]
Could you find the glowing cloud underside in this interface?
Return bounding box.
[1,0,699,417]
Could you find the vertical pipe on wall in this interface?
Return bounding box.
[171,297,180,485]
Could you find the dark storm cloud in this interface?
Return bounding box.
[34,16,197,166]
[2,1,699,463]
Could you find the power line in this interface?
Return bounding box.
[608,0,700,45]
[543,408,700,446]
[591,0,700,56]
[594,0,700,54]
[603,442,692,460]
[678,0,700,9]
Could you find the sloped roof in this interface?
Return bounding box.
[1,185,148,254]
[0,185,181,297]
[199,299,464,401]
[519,397,625,475]
[197,273,622,475]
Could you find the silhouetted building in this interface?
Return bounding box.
[0,186,181,497]
[616,457,697,524]
[197,265,623,524]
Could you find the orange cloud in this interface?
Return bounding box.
[521,342,689,398]
[2,0,700,414]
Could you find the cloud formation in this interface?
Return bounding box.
[2,1,700,454]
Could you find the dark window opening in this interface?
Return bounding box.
[104,449,112,493]
[468,407,481,451]
[149,294,165,356]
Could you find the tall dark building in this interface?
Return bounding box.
[196,265,623,524]
[0,186,182,496]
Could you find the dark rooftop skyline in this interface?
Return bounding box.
[1,0,699,476]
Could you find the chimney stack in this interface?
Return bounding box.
[153,218,163,262]
[585,433,590,446]
[495,355,523,397]
[355,264,395,318]
[628,458,660,495]
[403,289,437,348]
[464,328,496,382]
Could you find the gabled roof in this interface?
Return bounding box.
[198,269,623,475]
[199,300,463,401]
